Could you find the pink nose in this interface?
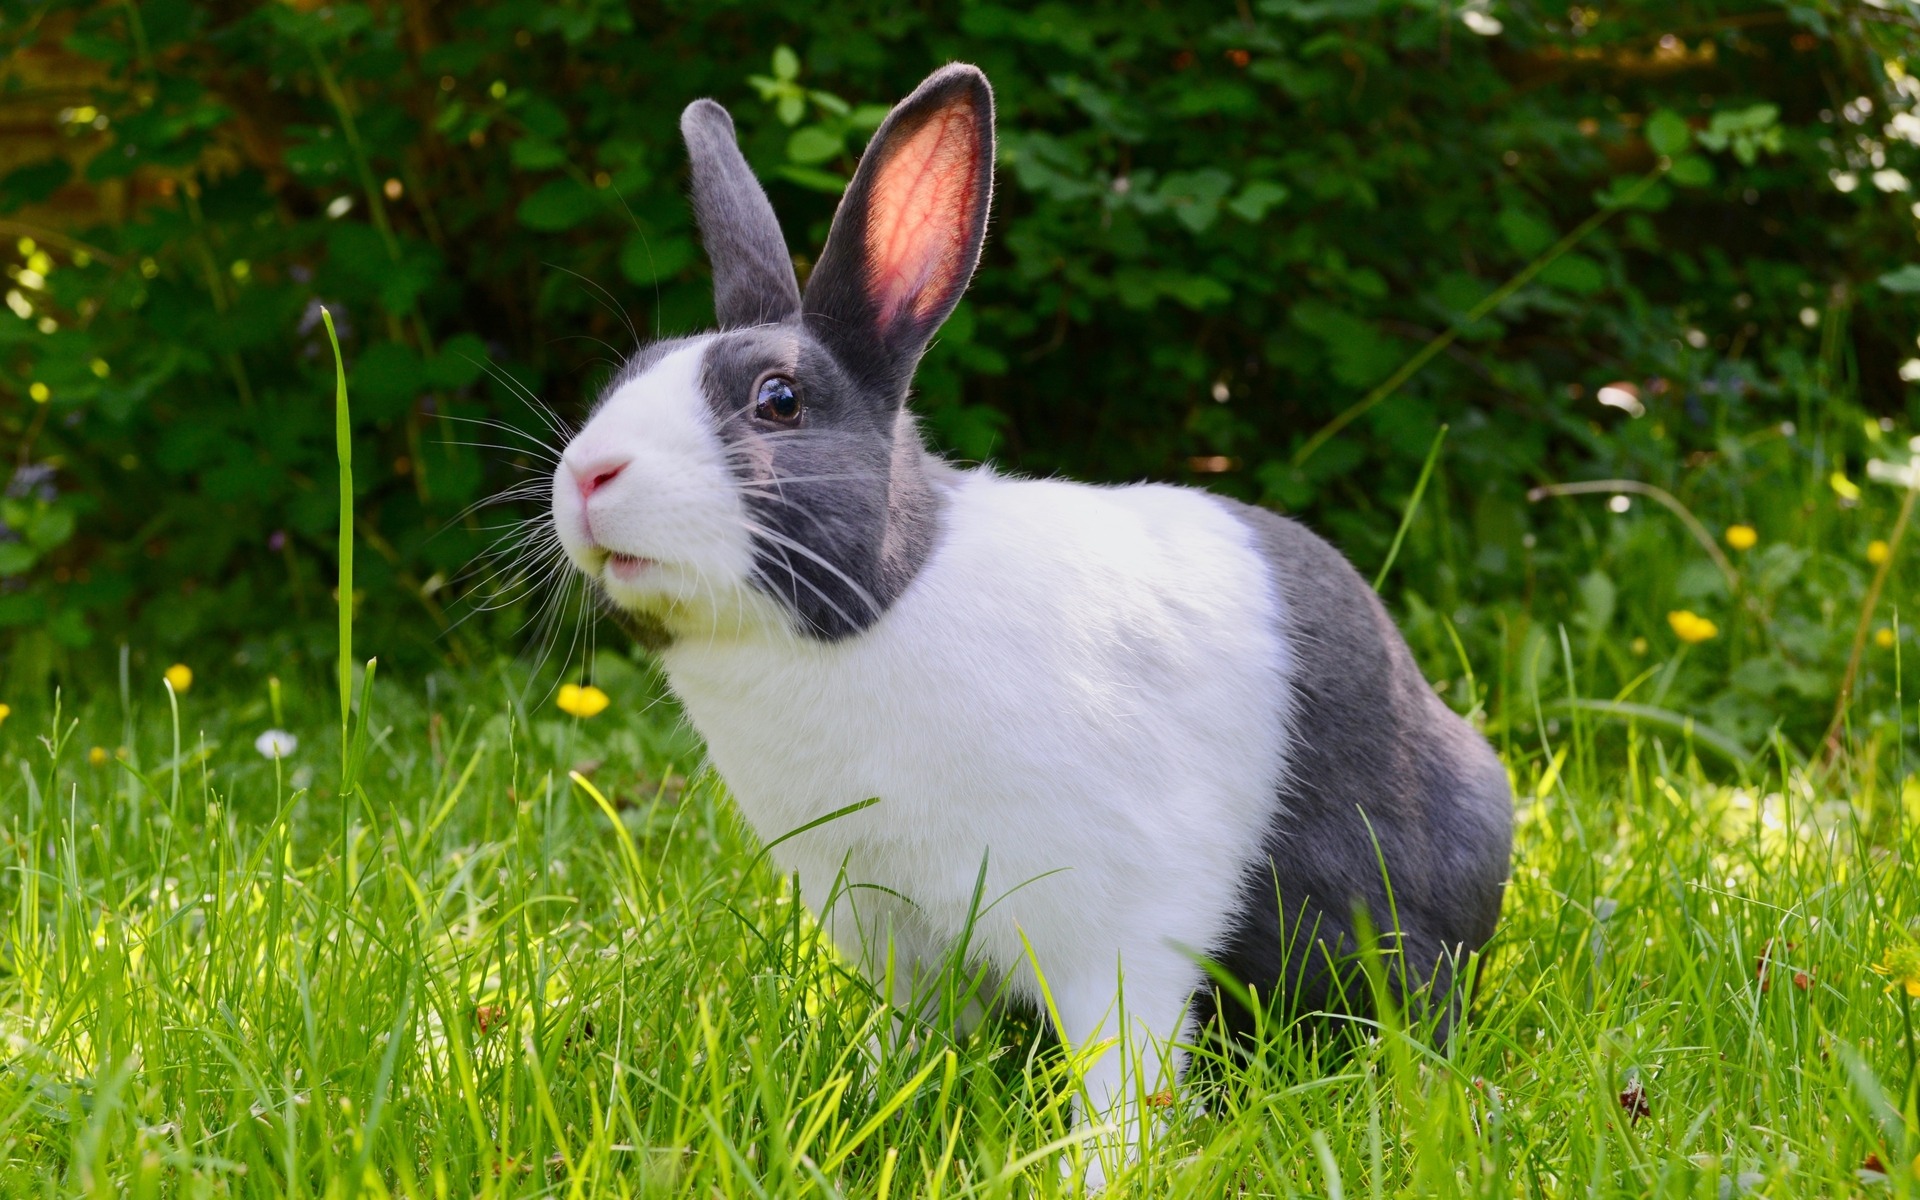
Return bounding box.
[570,457,628,498]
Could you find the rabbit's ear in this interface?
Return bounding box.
[681,99,803,329]
[803,64,994,393]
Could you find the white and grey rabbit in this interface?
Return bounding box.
[551,64,1513,1185]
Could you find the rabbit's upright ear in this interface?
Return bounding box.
[681,99,803,329]
[803,64,994,394]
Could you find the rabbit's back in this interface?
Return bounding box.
[1201,499,1513,1032]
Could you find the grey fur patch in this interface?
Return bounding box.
[1197,498,1514,1038]
[697,330,944,639]
[680,100,802,329]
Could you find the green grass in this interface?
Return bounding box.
[2,636,1917,1198]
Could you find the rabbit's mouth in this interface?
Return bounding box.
[604,551,657,582]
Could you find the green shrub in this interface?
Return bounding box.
[2,0,1918,753]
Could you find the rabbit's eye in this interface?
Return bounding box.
[754,375,800,425]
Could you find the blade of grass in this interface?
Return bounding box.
[1373,424,1448,592]
[1823,477,1919,761]
[323,306,352,786]
[1547,698,1753,767]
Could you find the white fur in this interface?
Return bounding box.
[552,339,767,626]
[558,349,1296,1185]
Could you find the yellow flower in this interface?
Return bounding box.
[1869,539,1892,566]
[88,746,108,767]
[0,703,10,726]
[1667,610,1719,644]
[556,683,610,719]
[164,663,193,693]
[1879,627,1899,650]
[1724,524,1758,551]
[1875,942,1920,998]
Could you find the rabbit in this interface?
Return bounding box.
[550,63,1513,1188]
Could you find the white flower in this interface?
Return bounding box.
[1901,359,1920,383]
[1888,113,1920,145]
[1868,457,1920,488]
[1460,8,1503,35]
[255,729,298,759]
[1596,382,1645,417]
[1872,169,1912,192]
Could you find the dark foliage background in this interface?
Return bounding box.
[4,0,1920,748]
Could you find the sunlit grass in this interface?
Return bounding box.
[2,646,1918,1198]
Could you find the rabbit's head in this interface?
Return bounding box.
[552,65,993,643]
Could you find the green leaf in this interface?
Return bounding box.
[1877,265,1920,294]
[509,137,568,171]
[1539,252,1605,295]
[619,232,696,285]
[0,160,73,208]
[1259,0,1383,19]
[48,605,90,649]
[1645,109,1692,157]
[1227,180,1290,223]
[1255,460,1315,508]
[1497,208,1554,257]
[517,98,569,140]
[515,180,602,231]
[0,592,47,625]
[772,46,800,81]
[1159,169,1234,233]
[379,259,435,316]
[428,334,488,389]
[1162,275,1232,309]
[0,542,38,576]
[773,164,846,194]
[786,126,843,165]
[807,90,850,117]
[1429,272,1505,342]
[25,506,75,552]
[1667,155,1714,188]
[63,30,130,64]
[349,342,424,421]
[1595,177,1670,211]
[1290,300,1404,388]
[1698,104,1782,165]
[1578,569,1617,630]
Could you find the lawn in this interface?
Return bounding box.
[2,629,1913,1198]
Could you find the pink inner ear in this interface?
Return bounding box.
[864,103,978,328]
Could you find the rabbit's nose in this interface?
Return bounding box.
[570,457,629,498]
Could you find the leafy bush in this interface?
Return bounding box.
[3,0,1920,753]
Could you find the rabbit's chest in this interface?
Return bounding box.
[667,617,1110,900]
[662,474,1297,966]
